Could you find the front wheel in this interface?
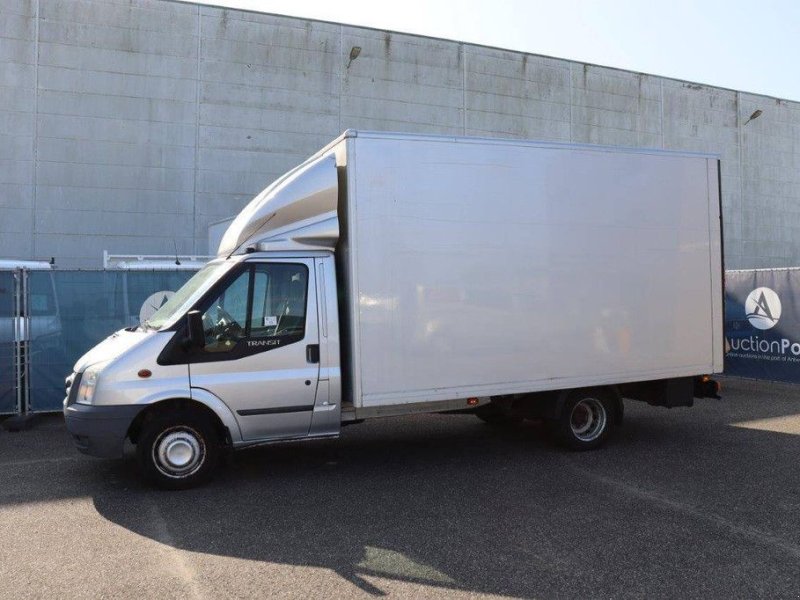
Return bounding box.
[550,390,614,450]
[137,410,220,490]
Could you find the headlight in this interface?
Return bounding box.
[76,362,109,405]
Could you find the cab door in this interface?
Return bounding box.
[187,259,320,441]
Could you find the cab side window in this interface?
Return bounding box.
[200,263,309,354]
[249,264,308,339]
[202,270,249,352]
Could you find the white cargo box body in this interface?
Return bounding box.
[331,132,723,409]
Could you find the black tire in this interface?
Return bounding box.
[550,389,614,451]
[474,403,523,426]
[136,409,220,490]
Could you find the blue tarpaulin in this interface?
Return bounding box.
[26,270,195,412]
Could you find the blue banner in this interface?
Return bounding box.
[724,269,800,382]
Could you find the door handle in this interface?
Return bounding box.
[306,344,320,364]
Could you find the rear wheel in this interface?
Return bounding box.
[137,409,220,490]
[551,390,614,450]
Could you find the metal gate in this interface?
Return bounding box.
[0,270,23,415]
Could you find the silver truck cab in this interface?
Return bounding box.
[64,154,342,489]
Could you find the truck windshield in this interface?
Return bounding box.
[144,261,233,331]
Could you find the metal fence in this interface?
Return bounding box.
[1,268,196,415]
[0,271,18,414]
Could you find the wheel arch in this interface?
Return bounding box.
[127,396,239,446]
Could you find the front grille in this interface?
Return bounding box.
[65,372,82,406]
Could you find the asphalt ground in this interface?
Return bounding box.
[1,377,800,599]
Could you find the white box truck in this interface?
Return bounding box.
[64,131,723,488]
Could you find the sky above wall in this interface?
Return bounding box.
[190,0,800,101]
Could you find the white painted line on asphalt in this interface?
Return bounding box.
[564,459,800,561]
[146,500,206,600]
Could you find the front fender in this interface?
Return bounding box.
[189,387,244,444]
[126,387,244,445]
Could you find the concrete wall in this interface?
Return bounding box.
[1,0,799,268]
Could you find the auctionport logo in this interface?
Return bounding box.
[727,285,800,361]
[745,287,781,330]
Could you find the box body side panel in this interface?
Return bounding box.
[348,135,718,407]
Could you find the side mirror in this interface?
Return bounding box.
[186,310,205,348]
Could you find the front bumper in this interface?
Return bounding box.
[63,402,144,459]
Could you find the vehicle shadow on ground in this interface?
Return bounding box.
[89,403,800,599]
[96,421,556,597]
